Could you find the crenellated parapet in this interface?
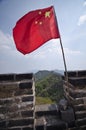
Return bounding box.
[63,70,86,130]
[0,73,35,130]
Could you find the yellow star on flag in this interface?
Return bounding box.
[45,11,50,18]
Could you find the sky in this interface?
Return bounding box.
[0,0,86,74]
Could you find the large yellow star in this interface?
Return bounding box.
[45,11,50,18]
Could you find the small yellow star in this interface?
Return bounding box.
[45,11,50,18]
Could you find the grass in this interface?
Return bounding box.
[36,96,55,105]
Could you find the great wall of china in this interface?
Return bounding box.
[0,70,86,130]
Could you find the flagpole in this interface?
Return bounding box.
[59,37,68,82]
[53,6,69,89]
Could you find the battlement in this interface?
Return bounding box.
[64,70,86,130]
[0,73,35,130]
[0,71,86,130]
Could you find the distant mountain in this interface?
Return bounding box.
[35,70,64,104]
[35,70,53,81]
[35,70,64,81]
[53,70,64,76]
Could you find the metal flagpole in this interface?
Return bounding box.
[59,37,68,83]
[53,6,69,88]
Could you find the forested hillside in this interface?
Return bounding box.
[35,71,64,104]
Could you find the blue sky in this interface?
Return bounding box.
[0,0,86,74]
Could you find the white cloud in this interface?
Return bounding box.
[83,1,86,6]
[0,30,13,45]
[0,30,83,73]
[78,14,86,26]
[64,48,81,55]
[0,30,23,57]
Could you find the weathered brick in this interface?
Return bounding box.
[8,118,34,127]
[0,120,6,128]
[8,127,21,130]
[74,104,86,112]
[17,102,33,110]
[15,73,33,81]
[8,104,18,112]
[7,111,21,119]
[0,74,14,81]
[0,106,7,114]
[60,107,75,123]
[19,82,32,89]
[0,98,13,105]
[0,114,5,120]
[14,89,33,96]
[47,125,66,130]
[23,126,33,130]
[21,110,33,117]
[36,125,44,130]
[75,111,86,120]
[76,118,86,126]
[22,96,33,102]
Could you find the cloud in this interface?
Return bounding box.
[64,47,81,55]
[0,30,14,49]
[83,1,86,6]
[78,14,86,26]
[26,39,81,61]
[0,30,83,73]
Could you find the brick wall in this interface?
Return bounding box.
[0,73,35,130]
[63,70,86,130]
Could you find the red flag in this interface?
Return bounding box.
[13,6,60,54]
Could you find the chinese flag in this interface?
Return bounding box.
[13,6,60,54]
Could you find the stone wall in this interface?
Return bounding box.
[0,71,86,130]
[0,73,35,130]
[63,70,86,130]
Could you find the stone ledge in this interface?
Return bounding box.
[0,73,33,81]
[74,104,86,111]
[35,116,67,130]
[76,117,86,126]
[0,118,34,128]
[35,104,59,116]
[75,111,86,120]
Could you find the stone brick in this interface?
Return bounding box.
[0,114,5,120]
[8,128,21,130]
[0,120,6,128]
[74,104,86,112]
[14,97,21,104]
[22,96,33,102]
[75,111,86,120]
[6,111,21,119]
[36,125,44,130]
[60,107,75,123]
[8,104,18,112]
[74,98,84,105]
[8,118,34,127]
[14,89,33,96]
[0,74,14,81]
[69,90,86,99]
[68,77,86,87]
[47,125,66,130]
[23,126,33,130]
[15,73,33,81]
[19,82,32,89]
[21,110,33,117]
[0,98,13,105]
[0,106,7,114]
[17,102,33,110]
[76,118,86,126]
